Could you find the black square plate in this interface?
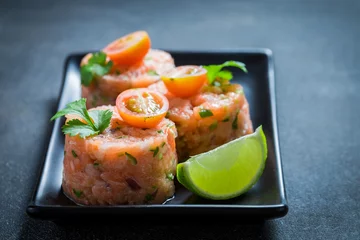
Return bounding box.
[27,49,288,221]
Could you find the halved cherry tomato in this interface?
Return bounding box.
[160,65,207,98]
[115,88,169,128]
[103,31,151,66]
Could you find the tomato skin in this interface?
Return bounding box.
[103,31,151,66]
[160,65,207,98]
[115,88,169,128]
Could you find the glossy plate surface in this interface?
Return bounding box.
[27,49,288,221]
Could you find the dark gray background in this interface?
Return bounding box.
[1,0,359,239]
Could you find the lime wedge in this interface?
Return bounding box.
[176,126,267,200]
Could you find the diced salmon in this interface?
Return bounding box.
[81,49,175,108]
[62,105,178,205]
[147,81,253,161]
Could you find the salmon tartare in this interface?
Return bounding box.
[148,63,253,161]
[80,31,175,108]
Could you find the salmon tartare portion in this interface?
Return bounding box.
[81,49,175,108]
[62,105,178,205]
[148,78,253,161]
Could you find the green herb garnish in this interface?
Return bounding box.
[150,146,159,157]
[71,150,78,158]
[161,142,166,148]
[199,109,213,118]
[145,193,154,202]
[147,70,158,76]
[209,121,218,131]
[81,51,113,86]
[125,152,137,165]
[203,61,247,85]
[232,113,239,130]
[222,116,230,122]
[93,162,100,167]
[157,130,164,134]
[51,98,112,138]
[166,173,174,181]
[73,189,83,198]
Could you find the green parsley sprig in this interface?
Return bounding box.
[50,98,113,138]
[202,61,247,86]
[81,51,113,86]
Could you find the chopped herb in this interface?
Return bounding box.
[116,135,126,139]
[161,142,166,148]
[199,109,213,118]
[73,189,83,198]
[166,173,174,180]
[147,70,158,76]
[93,162,100,167]
[150,146,159,157]
[144,187,158,203]
[158,153,163,160]
[71,150,78,158]
[170,78,175,81]
[50,98,112,138]
[125,152,137,165]
[80,51,113,86]
[64,150,66,156]
[222,116,230,122]
[165,112,170,118]
[202,61,247,85]
[145,193,154,202]
[209,121,218,131]
[115,70,121,75]
[232,113,239,130]
[157,130,164,134]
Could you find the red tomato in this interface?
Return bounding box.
[115,88,169,128]
[103,31,151,66]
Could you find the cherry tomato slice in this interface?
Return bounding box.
[160,65,207,98]
[103,31,151,66]
[115,88,169,128]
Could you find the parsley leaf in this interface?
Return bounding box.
[51,98,112,138]
[232,112,239,130]
[199,109,214,118]
[166,173,174,180]
[73,189,83,198]
[203,61,247,85]
[62,119,99,138]
[150,146,159,157]
[80,51,113,86]
[88,110,112,133]
[147,70,158,76]
[209,121,218,131]
[71,150,78,158]
[125,152,138,165]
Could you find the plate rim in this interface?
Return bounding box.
[26,48,288,220]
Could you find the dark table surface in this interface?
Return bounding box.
[1,0,359,239]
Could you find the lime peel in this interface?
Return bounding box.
[176,126,267,200]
